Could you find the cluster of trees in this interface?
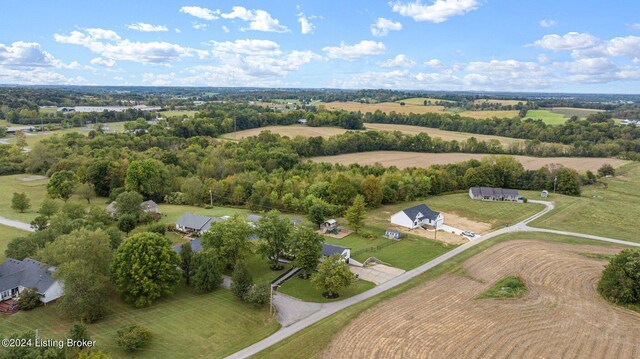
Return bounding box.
[598,249,640,306]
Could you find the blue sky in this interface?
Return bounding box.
[1,0,640,93]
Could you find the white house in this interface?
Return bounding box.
[391,204,444,229]
[0,258,63,304]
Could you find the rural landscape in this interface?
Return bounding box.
[1,1,640,359]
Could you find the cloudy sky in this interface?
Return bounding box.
[1,0,640,93]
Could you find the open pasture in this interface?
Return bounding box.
[221,125,351,140]
[309,151,629,172]
[549,107,604,118]
[322,101,445,115]
[322,240,638,359]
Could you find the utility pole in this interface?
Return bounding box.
[209,189,213,207]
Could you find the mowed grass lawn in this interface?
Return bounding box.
[0,286,279,359]
[0,174,110,223]
[525,109,569,125]
[279,276,375,303]
[368,193,545,229]
[324,232,453,270]
[158,204,249,225]
[530,162,640,243]
[0,225,29,261]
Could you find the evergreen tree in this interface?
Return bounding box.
[231,261,253,299]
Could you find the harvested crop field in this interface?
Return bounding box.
[309,151,629,172]
[458,110,520,119]
[322,101,445,115]
[364,123,525,146]
[550,107,604,117]
[221,125,351,139]
[323,240,640,359]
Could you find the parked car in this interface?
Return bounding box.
[462,231,475,237]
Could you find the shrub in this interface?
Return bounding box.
[597,164,616,177]
[598,249,640,304]
[116,325,152,352]
[17,288,42,310]
[246,282,270,307]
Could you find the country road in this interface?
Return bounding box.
[226,200,640,359]
[0,215,34,232]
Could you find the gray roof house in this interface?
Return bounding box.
[391,204,444,229]
[175,213,216,233]
[0,258,63,304]
[468,187,521,202]
[321,243,351,263]
[172,238,203,253]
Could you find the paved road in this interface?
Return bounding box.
[0,216,34,232]
[226,200,640,359]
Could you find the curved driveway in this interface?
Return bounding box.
[226,200,640,359]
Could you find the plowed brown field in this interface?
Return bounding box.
[322,240,640,359]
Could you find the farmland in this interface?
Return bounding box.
[159,110,197,118]
[0,286,279,359]
[322,101,445,115]
[364,123,526,147]
[549,107,604,117]
[473,99,525,106]
[322,240,637,359]
[221,125,351,140]
[457,110,520,119]
[252,232,627,359]
[309,151,629,172]
[396,97,455,105]
[530,162,640,243]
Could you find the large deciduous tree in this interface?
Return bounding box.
[125,159,168,200]
[598,249,640,305]
[111,232,180,307]
[311,254,353,298]
[200,215,253,269]
[256,210,293,270]
[291,226,323,279]
[114,191,143,219]
[47,170,77,201]
[11,192,30,213]
[191,250,223,293]
[38,229,112,322]
[556,167,581,196]
[361,175,383,207]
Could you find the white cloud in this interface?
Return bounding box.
[298,13,315,34]
[371,18,402,37]
[192,22,208,30]
[424,58,443,67]
[628,23,640,31]
[0,67,85,85]
[128,23,168,32]
[175,28,182,33]
[55,28,194,64]
[179,6,219,21]
[0,41,78,69]
[391,0,481,23]
[113,76,124,81]
[210,39,282,56]
[222,25,230,33]
[533,32,600,51]
[221,6,289,33]
[322,40,386,61]
[607,36,640,59]
[379,54,416,67]
[539,19,558,28]
[90,57,116,67]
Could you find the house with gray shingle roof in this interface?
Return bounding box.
[390,204,444,229]
[468,187,521,202]
[321,243,351,263]
[175,213,216,234]
[0,258,63,304]
[106,199,160,216]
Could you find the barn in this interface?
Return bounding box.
[390,204,444,229]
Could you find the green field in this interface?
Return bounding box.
[525,109,570,125]
[530,162,640,243]
[159,110,197,118]
[0,225,29,261]
[549,107,603,118]
[0,286,279,359]
[158,204,249,226]
[279,277,375,303]
[0,174,109,223]
[252,231,628,359]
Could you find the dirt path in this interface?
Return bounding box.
[322,240,640,359]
